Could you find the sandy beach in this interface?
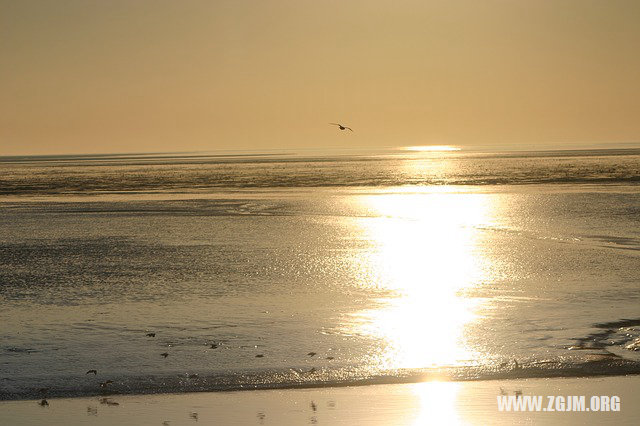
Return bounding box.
[1,375,637,425]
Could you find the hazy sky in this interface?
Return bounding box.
[2,0,640,155]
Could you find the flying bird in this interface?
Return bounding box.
[146,332,156,337]
[307,352,317,357]
[86,369,97,375]
[161,352,169,358]
[329,123,353,131]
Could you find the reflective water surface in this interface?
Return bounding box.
[344,190,491,370]
[1,149,640,399]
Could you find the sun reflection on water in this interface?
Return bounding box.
[404,145,461,152]
[346,189,493,369]
[412,381,464,425]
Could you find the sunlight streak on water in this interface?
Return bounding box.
[412,381,463,425]
[345,190,494,369]
[403,145,462,152]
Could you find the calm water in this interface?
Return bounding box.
[1,148,640,399]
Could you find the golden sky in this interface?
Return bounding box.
[1,0,639,155]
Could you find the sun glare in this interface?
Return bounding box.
[404,145,462,152]
[344,187,493,370]
[412,381,464,425]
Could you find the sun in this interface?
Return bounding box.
[404,145,461,152]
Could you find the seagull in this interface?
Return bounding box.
[329,123,353,132]
[146,332,156,337]
[99,397,119,406]
[86,369,97,375]
[307,352,317,357]
[161,352,169,358]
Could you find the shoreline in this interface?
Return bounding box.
[1,375,638,425]
[3,357,640,402]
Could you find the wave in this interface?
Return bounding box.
[1,150,639,195]
[2,357,640,401]
[1,171,639,196]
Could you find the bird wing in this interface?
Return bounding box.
[345,127,353,131]
[329,123,341,126]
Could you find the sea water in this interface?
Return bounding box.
[1,148,639,399]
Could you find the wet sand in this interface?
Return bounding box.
[1,375,638,425]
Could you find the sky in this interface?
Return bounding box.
[1,0,640,155]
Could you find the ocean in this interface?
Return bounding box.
[1,148,639,400]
